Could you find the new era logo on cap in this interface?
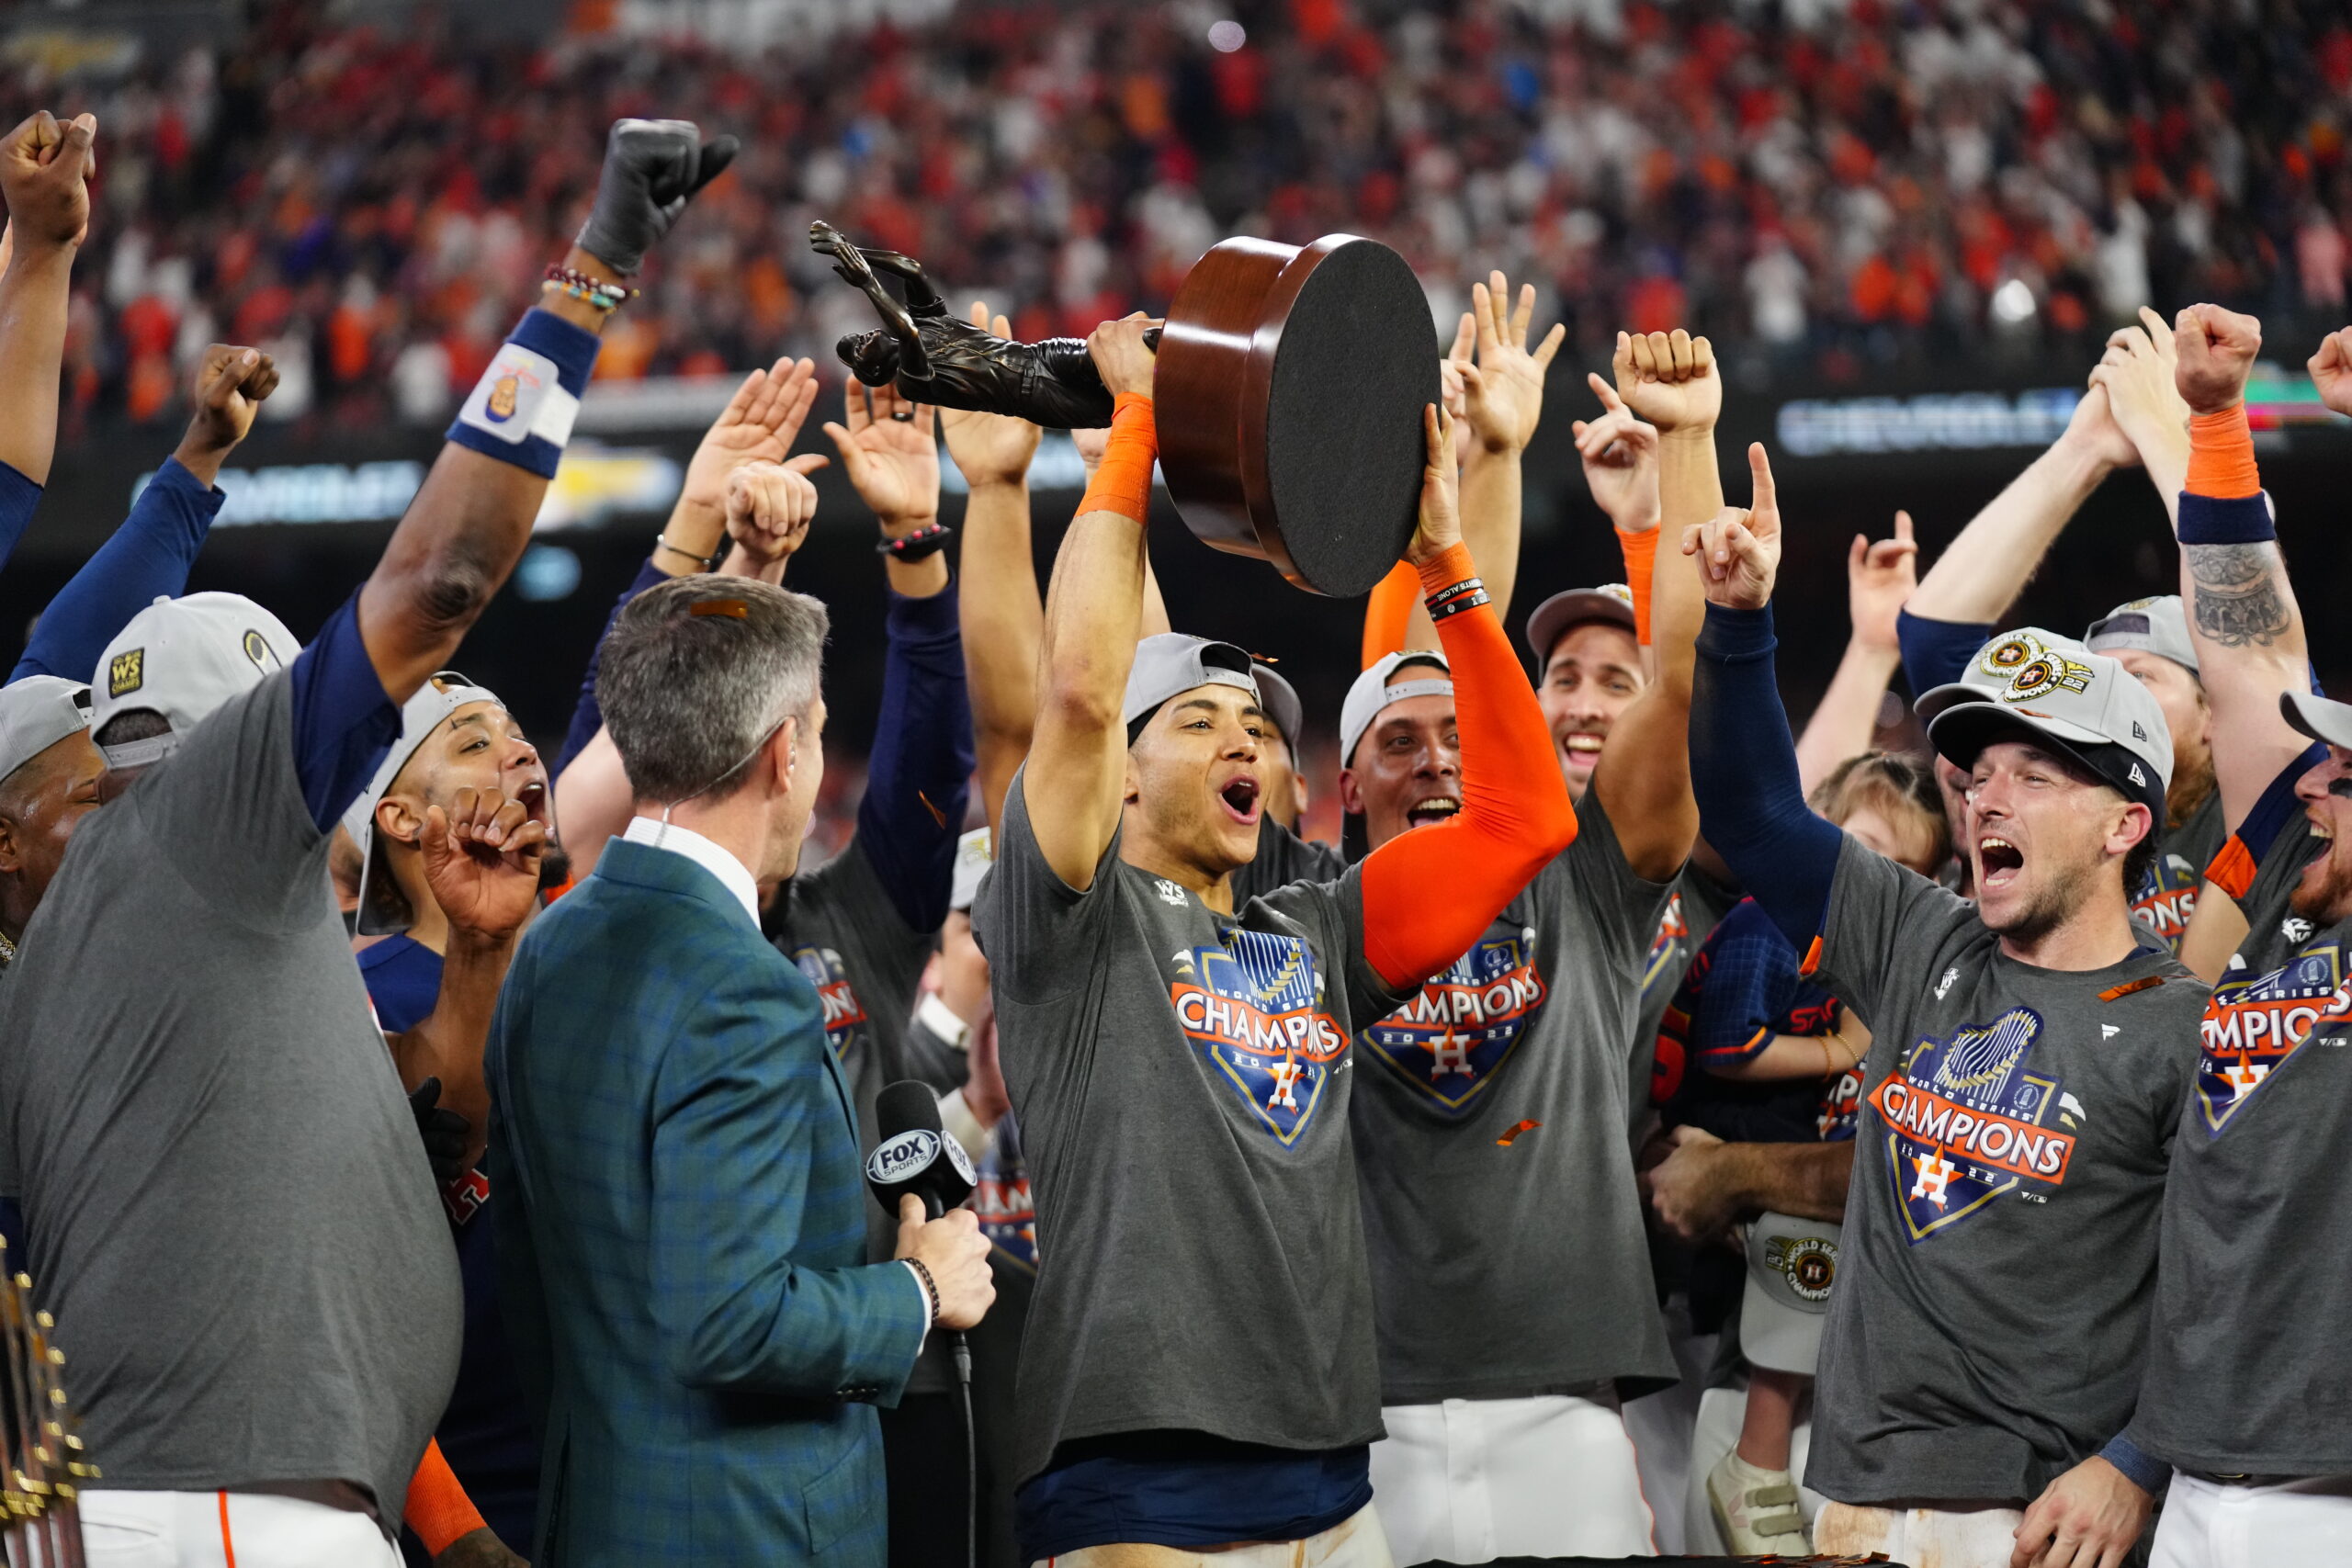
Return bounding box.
[108,649,143,698]
[243,629,281,672]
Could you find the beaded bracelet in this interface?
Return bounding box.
[878,522,954,561]
[654,532,720,570]
[905,1257,942,1323]
[542,264,637,312]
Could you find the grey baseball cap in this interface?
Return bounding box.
[340,672,507,936]
[1340,649,1453,768]
[1740,1212,1842,1376]
[949,825,992,914]
[1913,626,2090,724]
[0,677,92,788]
[1251,663,1303,752]
[2086,595,2199,676]
[1523,583,1635,667]
[1123,634,1258,736]
[2281,689,2352,752]
[1925,641,2173,818]
[92,593,300,769]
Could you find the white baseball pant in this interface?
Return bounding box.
[2150,1469,2352,1568]
[1369,1391,1657,1563]
[78,1489,401,1568]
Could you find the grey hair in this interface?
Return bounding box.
[596,576,829,807]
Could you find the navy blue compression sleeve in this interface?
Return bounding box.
[12,458,224,684]
[854,585,973,934]
[287,592,401,832]
[551,557,667,781]
[1896,607,1990,702]
[0,461,40,575]
[1690,603,1846,954]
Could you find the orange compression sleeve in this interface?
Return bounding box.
[1359,542,1579,991]
[2187,404,2259,499]
[1616,526,1658,646]
[1076,392,1157,524]
[1361,560,1420,671]
[405,1438,489,1556]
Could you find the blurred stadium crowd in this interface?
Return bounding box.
[14,0,2352,434]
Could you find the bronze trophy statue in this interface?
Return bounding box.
[811,220,1435,598]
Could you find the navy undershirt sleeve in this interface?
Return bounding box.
[11,457,224,685]
[1896,607,1991,702]
[551,557,668,781]
[1690,603,1846,952]
[855,584,974,934]
[287,592,401,832]
[0,460,40,574]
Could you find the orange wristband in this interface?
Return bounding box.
[1076,392,1158,524]
[2187,404,2260,499]
[1615,526,1658,645]
[1361,560,1419,670]
[405,1438,488,1555]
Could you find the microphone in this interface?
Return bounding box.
[865,1078,977,1223]
[866,1078,981,1568]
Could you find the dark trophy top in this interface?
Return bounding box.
[810,221,1135,429]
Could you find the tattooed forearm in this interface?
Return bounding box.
[2185,542,2293,647]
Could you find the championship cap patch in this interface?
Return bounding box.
[108,649,144,698]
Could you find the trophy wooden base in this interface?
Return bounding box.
[1156,235,1439,598]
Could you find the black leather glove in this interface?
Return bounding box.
[408,1076,470,1186]
[574,118,740,276]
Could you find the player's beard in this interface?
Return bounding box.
[2289,834,2352,925]
[1981,850,2097,948]
[537,836,573,895]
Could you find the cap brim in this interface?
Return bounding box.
[1525,591,1635,664]
[1913,682,1991,724]
[1927,702,2161,815]
[2282,689,2352,753]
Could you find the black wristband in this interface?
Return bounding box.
[879,522,954,561]
[1425,581,1491,622]
[654,532,719,570]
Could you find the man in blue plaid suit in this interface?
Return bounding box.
[489,573,995,1567]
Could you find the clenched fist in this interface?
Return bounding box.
[0,110,97,253]
[2172,303,2261,416]
[897,1195,995,1331]
[175,345,279,486]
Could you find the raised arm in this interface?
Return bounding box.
[361,120,733,705]
[12,345,277,684]
[551,355,822,778]
[941,302,1046,840]
[0,112,95,504]
[1793,511,1917,794]
[1901,379,2135,629]
[1684,443,1850,952]
[1023,319,1159,890]
[2089,307,2192,525]
[2168,304,2312,826]
[1589,329,1714,881]
[1396,273,1561,652]
[1359,405,1577,989]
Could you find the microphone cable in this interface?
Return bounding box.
[955,1329,976,1568]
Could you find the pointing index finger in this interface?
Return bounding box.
[1747,442,1778,519]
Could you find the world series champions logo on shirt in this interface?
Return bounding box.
[1867,1007,2081,1242]
[787,944,871,1055]
[2196,941,2351,1134]
[1170,930,1348,1145]
[2132,852,2200,945]
[1360,931,1547,1115]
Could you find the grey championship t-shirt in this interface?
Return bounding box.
[2132,785,2225,954]
[0,672,461,1523]
[973,771,1410,1485]
[2132,783,2352,1473]
[1804,839,2201,1505]
[1350,789,1676,1403]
